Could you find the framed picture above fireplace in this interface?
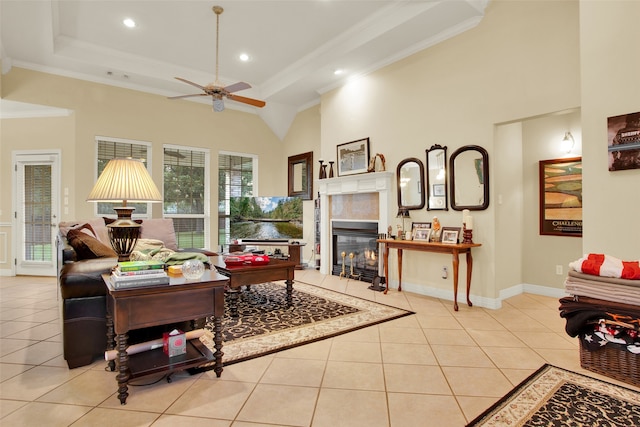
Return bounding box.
[337,138,370,176]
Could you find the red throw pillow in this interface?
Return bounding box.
[67,226,117,259]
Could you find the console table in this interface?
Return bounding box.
[377,239,482,311]
[103,270,228,405]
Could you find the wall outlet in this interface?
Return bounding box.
[442,266,448,279]
[555,265,563,275]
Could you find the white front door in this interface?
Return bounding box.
[14,152,61,276]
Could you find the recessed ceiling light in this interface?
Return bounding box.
[239,53,250,62]
[123,18,136,28]
[334,69,344,75]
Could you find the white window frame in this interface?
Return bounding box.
[94,136,155,219]
[218,151,258,245]
[163,144,210,249]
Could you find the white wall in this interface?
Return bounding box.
[320,0,582,304]
[580,0,640,258]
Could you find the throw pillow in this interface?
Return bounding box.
[87,217,110,244]
[140,219,178,251]
[67,226,117,259]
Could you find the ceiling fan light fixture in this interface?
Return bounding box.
[213,98,225,112]
[168,5,265,110]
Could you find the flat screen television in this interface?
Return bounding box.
[229,196,303,243]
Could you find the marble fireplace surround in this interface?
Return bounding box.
[317,171,393,275]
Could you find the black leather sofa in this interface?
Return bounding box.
[57,233,117,368]
[57,218,216,369]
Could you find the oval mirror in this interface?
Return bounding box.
[425,144,448,211]
[396,157,425,210]
[449,145,489,211]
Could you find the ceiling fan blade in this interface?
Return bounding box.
[174,77,207,90]
[224,81,251,93]
[226,94,266,108]
[167,93,209,100]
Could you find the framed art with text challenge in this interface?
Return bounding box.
[337,138,370,176]
[539,157,582,237]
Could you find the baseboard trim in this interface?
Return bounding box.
[389,281,567,310]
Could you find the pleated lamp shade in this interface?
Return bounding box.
[87,158,161,260]
[87,158,162,205]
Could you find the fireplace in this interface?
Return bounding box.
[331,221,382,283]
[317,171,393,280]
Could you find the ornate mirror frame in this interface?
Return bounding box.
[287,151,313,200]
[396,157,425,210]
[449,145,489,211]
[425,144,448,211]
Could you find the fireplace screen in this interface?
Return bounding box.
[332,221,380,282]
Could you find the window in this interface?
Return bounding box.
[163,146,209,249]
[95,137,151,217]
[218,152,257,245]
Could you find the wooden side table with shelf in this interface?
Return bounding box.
[103,270,228,405]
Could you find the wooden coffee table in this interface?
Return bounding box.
[209,256,297,317]
[103,270,228,405]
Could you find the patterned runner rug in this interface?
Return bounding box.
[199,281,413,367]
[467,364,640,426]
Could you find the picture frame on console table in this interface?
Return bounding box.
[441,227,461,244]
[337,138,370,176]
[413,228,432,242]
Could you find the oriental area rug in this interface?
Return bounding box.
[466,364,640,427]
[199,281,413,367]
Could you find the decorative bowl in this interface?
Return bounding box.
[182,259,205,280]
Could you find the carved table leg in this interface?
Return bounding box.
[285,279,293,307]
[466,251,474,308]
[397,249,403,292]
[212,315,224,378]
[106,313,115,372]
[452,251,460,311]
[116,332,130,405]
[383,244,390,294]
[228,288,241,318]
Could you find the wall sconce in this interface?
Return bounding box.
[560,131,575,153]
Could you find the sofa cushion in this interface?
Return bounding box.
[87,217,110,244]
[67,226,117,259]
[140,219,178,251]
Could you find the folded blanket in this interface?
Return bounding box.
[569,253,640,280]
[559,295,640,337]
[130,247,209,265]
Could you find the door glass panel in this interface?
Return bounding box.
[23,164,52,261]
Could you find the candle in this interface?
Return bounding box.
[466,215,473,230]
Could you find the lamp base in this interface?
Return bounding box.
[108,207,141,261]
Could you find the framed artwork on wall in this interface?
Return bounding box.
[539,157,582,237]
[608,111,640,171]
[337,138,370,176]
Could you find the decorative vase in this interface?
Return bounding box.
[182,259,205,280]
[328,161,334,178]
[318,160,325,179]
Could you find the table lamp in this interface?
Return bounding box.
[396,208,411,239]
[87,158,162,261]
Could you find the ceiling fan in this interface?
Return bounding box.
[168,6,265,112]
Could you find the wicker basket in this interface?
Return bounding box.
[579,339,640,388]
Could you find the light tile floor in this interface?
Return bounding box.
[1,270,636,426]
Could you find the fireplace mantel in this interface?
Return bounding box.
[317,171,393,275]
